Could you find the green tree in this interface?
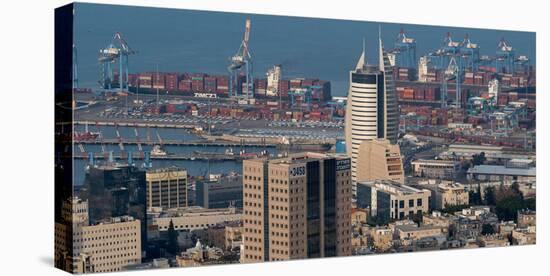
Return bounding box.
[469,183,482,205]
[481,223,495,235]
[484,186,497,206]
[166,220,180,255]
[472,152,486,166]
[495,195,524,222]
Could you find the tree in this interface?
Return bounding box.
[484,186,497,206]
[469,183,482,205]
[495,195,524,222]
[472,152,486,166]
[481,223,495,235]
[166,220,180,255]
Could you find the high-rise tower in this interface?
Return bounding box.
[345,34,399,195]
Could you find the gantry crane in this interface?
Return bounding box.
[441,56,462,109]
[391,28,417,68]
[459,34,480,72]
[228,19,253,98]
[495,38,515,73]
[98,32,136,91]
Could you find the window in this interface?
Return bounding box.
[417,198,422,207]
[399,200,404,208]
[409,199,414,208]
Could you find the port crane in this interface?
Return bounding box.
[441,56,462,109]
[390,28,417,68]
[495,38,515,73]
[98,32,137,92]
[459,34,480,72]
[228,19,253,98]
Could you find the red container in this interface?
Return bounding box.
[204,76,217,92]
[178,79,192,91]
[165,73,179,91]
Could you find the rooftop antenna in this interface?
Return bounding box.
[355,37,366,70]
[378,25,384,71]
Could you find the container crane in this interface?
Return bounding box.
[98,32,137,92]
[441,56,462,109]
[392,28,417,68]
[228,19,253,98]
[459,34,480,72]
[427,33,461,70]
[495,38,515,73]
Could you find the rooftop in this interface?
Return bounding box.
[359,180,427,196]
[467,165,536,177]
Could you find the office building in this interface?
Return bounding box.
[356,139,404,184]
[345,36,399,190]
[195,174,243,209]
[55,198,141,273]
[411,159,460,179]
[242,152,352,263]
[356,180,430,224]
[146,167,188,210]
[436,182,469,209]
[79,164,147,250]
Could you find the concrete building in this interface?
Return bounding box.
[356,139,404,184]
[395,224,443,241]
[478,234,509,247]
[146,167,188,210]
[511,227,536,245]
[439,144,534,161]
[195,174,243,209]
[79,164,147,251]
[517,210,536,228]
[436,182,469,209]
[467,164,536,185]
[370,227,393,252]
[55,198,141,273]
[150,206,242,232]
[345,37,399,191]
[357,180,430,224]
[242,152,352,263]
[411,159,460,179]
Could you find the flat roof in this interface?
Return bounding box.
[467,165,535,177]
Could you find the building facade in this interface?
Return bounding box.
[356,139,404,184]
[146,167,188,210]
[345,37,399,192]
[436,182,469,209]
[357,180,430,224]
[80,164,147,250]
[150,206,242,232]
[411,159,460,179]
[195,174,243,209]
[55,198,141,273]
[242,152,352,263]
